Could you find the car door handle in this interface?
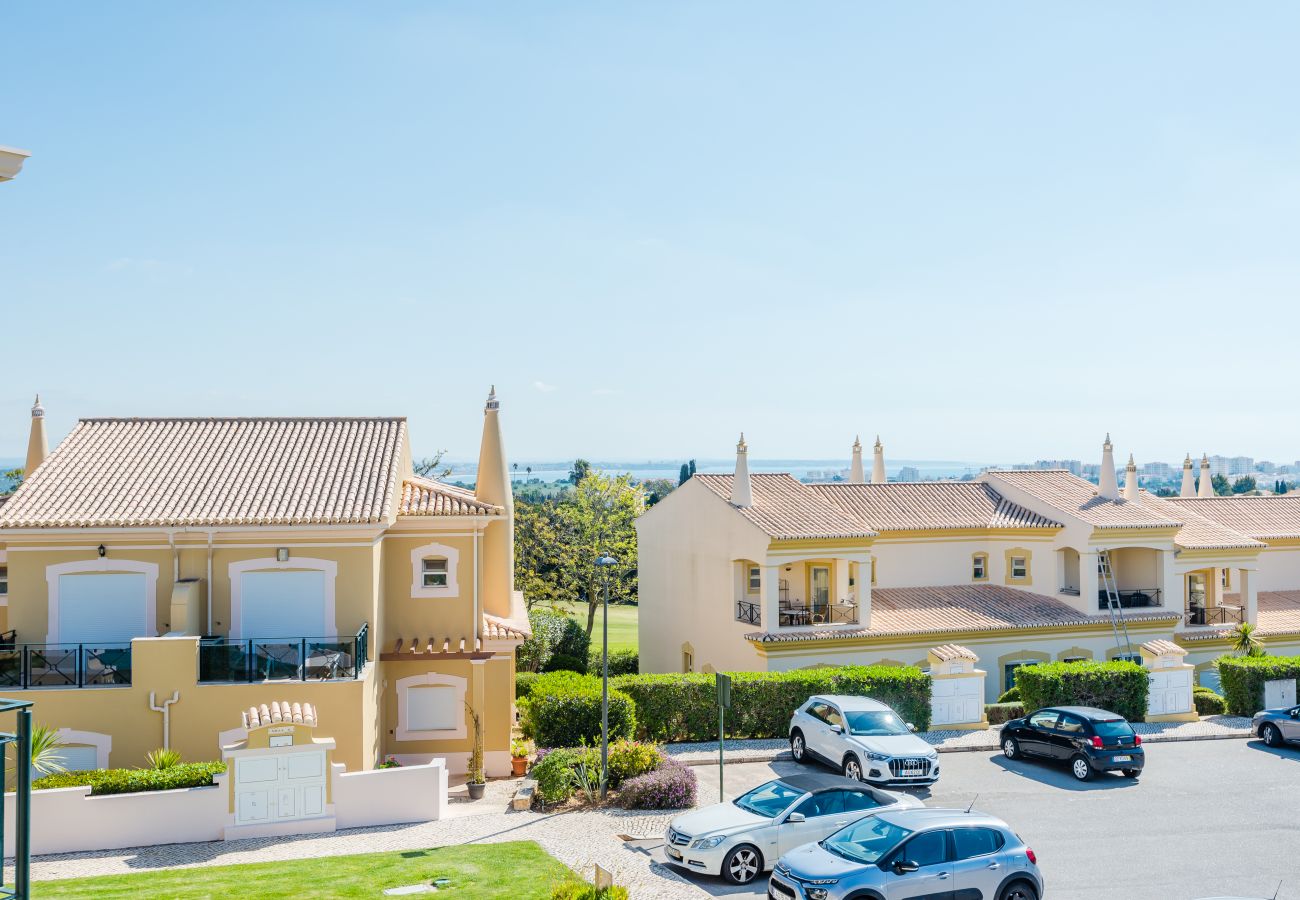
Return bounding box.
[834,820,848,826]
[987,862,1001,870]
[937,872,949,880]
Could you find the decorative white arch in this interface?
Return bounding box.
[54,728,112,770]
[227,556,337,639]
[45,557,159,644]
[395,672,468,741]
[409,541,460,599]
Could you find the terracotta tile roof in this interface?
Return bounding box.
[0,417,406,528]
[1140,639,1185,656]
[1138,493,1265,551]
[482,612,531,641]
[929,643,978,661]
[693,473,875,540]
[745,584,1179,642]
[1179,591,1300,641]
[812,482,1061,532]
[243,701,317,729]
[986,470,1182,529]
[398,476,502,517]
[1164,496,1300,541]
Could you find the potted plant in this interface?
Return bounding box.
[510,738,532,777]
[465,701,486,800]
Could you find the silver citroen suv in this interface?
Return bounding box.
[768,807,1042,900]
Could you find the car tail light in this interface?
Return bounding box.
[1026,848,1037,865]
[1134,734,1142,746]
[1090,736,1103,749]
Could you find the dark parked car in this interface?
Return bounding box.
[1000,706,1143,781]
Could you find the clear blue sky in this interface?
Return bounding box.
[4,3,1300,466]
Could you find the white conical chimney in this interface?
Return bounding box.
[849,436,865,484]
[1123,454,1139,501]
[1180,454,1195,497]
[25,394,48,476]
[1198,454,1214,497]
[475,385,515,613]
[871,436,886,484]
[1097,434,1119,500]
[731,433,753,507]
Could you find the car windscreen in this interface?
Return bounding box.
[1092,720,1134,737]
[821,817,913,865]
[734,780,804,818]
[845,710,910,736]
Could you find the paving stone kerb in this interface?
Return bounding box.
[663,715,1256,766]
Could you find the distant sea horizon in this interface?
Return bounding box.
[443,458,993,484]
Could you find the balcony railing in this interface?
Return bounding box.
[735,599,761,626]
[1098,588,1162,610]
[778,601,859,628]
[199,623,369,683]
[0,643,133,689]
[1186,605,1244,627]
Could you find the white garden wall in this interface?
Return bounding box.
[333,759,447,828]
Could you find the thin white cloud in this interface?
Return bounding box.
[533,380,558,393]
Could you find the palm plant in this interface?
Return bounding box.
[464,701,485,785]
[30,725,69,777]
[1230,622,1266,658]
[145,747,182,770]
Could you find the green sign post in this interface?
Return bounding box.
[0,697,33,899]
[715,672,732,803]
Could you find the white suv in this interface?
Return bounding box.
[789,695,940,787]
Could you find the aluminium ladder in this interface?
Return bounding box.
[1098,550,1135,658]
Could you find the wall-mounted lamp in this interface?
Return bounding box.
[277,548,290,563]
[97,544,107,558]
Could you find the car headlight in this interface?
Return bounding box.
[864,750,890,762]
[804,881,838,900]
[691,835,726,850]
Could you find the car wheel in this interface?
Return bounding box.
[1069,754,1093,782]
[1262,723,1284,748]
[721,844,763,885]
[790,730,807,763]
[1000,879,1039,900]
[1122,769,1141,779]
[842,754,864,782]
[1002,736,1020,759]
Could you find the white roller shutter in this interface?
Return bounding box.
[240,571,327,639]
[57,573,146,644]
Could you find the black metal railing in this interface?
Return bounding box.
[778,601,859,628]
[1098,588,1162,609]
[199,623,370,683]
[735,599,761,626]
[1186,605,1244,627]
[0,643,133,690]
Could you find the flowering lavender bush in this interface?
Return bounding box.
[617,757,696,810]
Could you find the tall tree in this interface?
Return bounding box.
[643,478,677,506]
[1231,476,1256,494]
[514,499,565,609]
[688,459,697,477]
[569,458,592,485]
[554,471,643,635]
[413,450,451,480]
[678,463,690,485]
[1211,473,1231,496]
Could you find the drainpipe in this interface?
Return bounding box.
[206,530,214,636]
[473,521,481,645]
[149,691,180,750]
[167,529,179,583]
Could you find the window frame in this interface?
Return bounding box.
[421,557,449,589]
[971,555,987,581]
[951,827,1006,861]
[747,565,762,594]
[0,565,8,597]
[1010,556,1028,579]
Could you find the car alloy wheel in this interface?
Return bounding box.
[1070,755,1092,781]
[843,755,863,781]
[723,845,761,884]
[1002,737,1018,759]
[1000,879,1039,900]
[1262,724,1283,748]
[790,731,806,762]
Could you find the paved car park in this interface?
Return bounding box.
[666,738,1300,899]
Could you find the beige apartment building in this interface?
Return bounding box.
[0,389,528,775]
[638,435,1300,699]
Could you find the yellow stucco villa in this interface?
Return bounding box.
[638,435,1300,698]
[0,389,528,775]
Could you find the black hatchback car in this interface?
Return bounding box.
[1001,706,1144,781]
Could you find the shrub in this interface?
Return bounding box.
[611,665,931,742]
[531,747,599,805]
[1014,660,1149,722]
[517,671,540,699]
[146,747,182,770]
[525,673,636,748]
[518,609,574,673]
[551,883,630,900]
[33,762,226,795]
[985,702,1025,725]
[1218,655,1300,716]
[606,739,665,787]
[617,757,697,810]
[996,686,1021,703]
[543,653,588,675]
[1193,688,1226,716]
[553,618,592,668]
[606,649,639,676]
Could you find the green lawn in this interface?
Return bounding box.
[34,842,578,900]
[551,600,638,655]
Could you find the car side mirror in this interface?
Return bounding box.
[893,859,919,874]
[830,724,843,734]
[786,812,806,824]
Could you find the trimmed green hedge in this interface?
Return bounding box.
[1193,686,1226,716]
[1015,660,1148,722]
[1218,655,1300,716]
[33,762,226,796]
[524,672,636,747]
[516,671,540,700]
[610,665,931,742]
[985,702,1025,725]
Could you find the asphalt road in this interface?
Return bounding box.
[658,738,1300,900]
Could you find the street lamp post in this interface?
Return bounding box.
[595,553,617,799]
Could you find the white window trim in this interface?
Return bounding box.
[395,672,467,741]
[54,728,112,770]
[228,557,338,640]
[410,542,460,599]
[45,558,158,644]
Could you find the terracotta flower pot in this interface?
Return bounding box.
[511,756,529,776]
[467,780,486,800]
